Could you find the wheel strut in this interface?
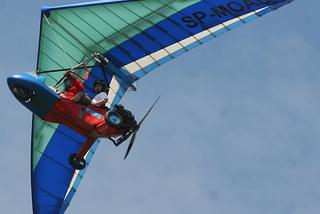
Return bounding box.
[68,137,97,170]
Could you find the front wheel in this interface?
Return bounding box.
[68,153,86,170]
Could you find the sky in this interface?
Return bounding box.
[1,0,320,214]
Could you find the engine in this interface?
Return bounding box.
[105,104,137,130]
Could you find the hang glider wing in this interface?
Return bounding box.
[32,0,294,213]
[31,118,100,214]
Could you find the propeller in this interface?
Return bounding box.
[124,96,160,160]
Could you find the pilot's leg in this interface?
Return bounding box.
[71,92,83,102]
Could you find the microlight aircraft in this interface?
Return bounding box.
[7,0,294,213]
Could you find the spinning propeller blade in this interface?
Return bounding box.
[124,130,137,160]
[124,96,160,160]
[138,96,160,126]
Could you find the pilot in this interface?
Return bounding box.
[60,73,84,102]
[91,79,109,107]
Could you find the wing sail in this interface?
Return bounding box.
[33,0,294,213]
[110,0,294,81]
[31,116,100,213]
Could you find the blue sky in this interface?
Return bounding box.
[1,0,320,213]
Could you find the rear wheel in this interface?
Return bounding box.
[12,85,34,102]
[68,153,86,170]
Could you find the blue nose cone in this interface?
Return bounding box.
[7,72,60,118]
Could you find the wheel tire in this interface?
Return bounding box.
[68,153,86,170]
[12,85,34,102]
[105,110,123,128]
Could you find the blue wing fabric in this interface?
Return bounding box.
[104,0,294,82]
[31,121,100,214]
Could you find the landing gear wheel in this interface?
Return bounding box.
[68,153,86,170]
[12,85,34,102]
[105,111,123,128]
